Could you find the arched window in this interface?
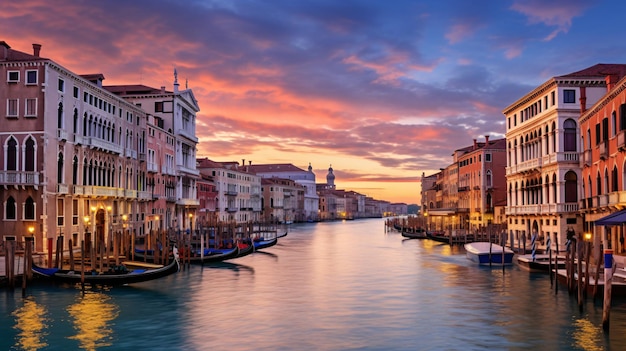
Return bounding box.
[57,152,64,184]
[5,196,16,220]
[6,137,17,171]
[564,119,577,152]
[604,168,609,195]
[552,174,557,203]
[73,108,78,134]
[73,156,78,185]
[486,170,492,188]
[564,171,578,202]
[57,102,63,129]
[24,196,35,220]
[83,113,88,137]
[612,166,619,192]
[25,137,35,172]
[83,158,88,186]
[596,171,602,195]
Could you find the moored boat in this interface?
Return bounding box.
[464,242,514,265]
[401,230,427,239]
[253,237,278,250]
[516,254,566,272]
[32,250,180,286]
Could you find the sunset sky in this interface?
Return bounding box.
[2,1,625,204]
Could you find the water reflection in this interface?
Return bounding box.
[12,296,48,351]
[572,318,603,351]
[67,290,119,350]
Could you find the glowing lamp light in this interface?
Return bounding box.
[584,232,592,241]
[28,226,35,235]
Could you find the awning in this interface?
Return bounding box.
[595,209,626,226]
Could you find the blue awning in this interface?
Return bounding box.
[595,209,626,226]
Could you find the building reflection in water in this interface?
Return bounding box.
[572,318,603,351]
[67,290,119,350]
[12,296,49,351]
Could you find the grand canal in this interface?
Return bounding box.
[2,218,626,350]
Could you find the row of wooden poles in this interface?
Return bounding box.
[557,235,616,332]
[3,220,280,293]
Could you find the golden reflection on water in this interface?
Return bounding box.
[572,318,603,351]
[12,297,48,351]
[67,291,119,351]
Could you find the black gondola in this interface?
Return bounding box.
[32,251,180,286]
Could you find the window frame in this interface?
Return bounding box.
[563,89,576,104]
[7,70,19,83]
[6,98,18,118]
[25,98,37,117]
[25,70,38,85]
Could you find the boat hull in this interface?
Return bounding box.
[464,242,514,265]
[517,254,566,272]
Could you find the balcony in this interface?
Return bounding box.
[138,191,152,201]
[176,128,199,143]
[147,162,159,173]
[57,184,69,194]
[226,207,238,212]
[515,158,542,174]
[458,186,469,192]
[125,189,137,199]
[138,153,146,162]
[0,171,41,186]
[177,164,199,176]
[162,166,176,176]
[176,198,199,206]
[57,129,68,141]
[166,196,177,202]
[86,137,122,154]
[74,134,84,145]
[125,148,137,159]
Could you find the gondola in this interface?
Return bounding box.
[401,230,427,239]
[252,237,278,250]
[32,249,180,286]
[135,245,240,264]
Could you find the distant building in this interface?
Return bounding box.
[196,158,261,223]
[246,162,319,221]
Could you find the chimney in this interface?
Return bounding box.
[473,139,477,150]
[0,41,10,60]
[606,74,619,91]
[249,161,252,165]
[161,86,166,93]
[485,135,489,145]
[32,43,41,57]
[579,86,587,114]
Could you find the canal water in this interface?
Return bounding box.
[2,218,626,351]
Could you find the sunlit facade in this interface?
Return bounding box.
[0,42,147,253]
[579,71,626,255]
[503,64,626,249]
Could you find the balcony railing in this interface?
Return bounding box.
[57,129,68,141]
[147,162,159,173]
[86,137,122,154]
[57,184,69,194]
[0,171,41,186]
[581,149,592,168]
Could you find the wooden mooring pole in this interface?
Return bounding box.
[602,249,614,332]
[22,237,34,297]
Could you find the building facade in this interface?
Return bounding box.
[503,64,626,249]
[0,42,149,252]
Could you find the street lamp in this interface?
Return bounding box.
[189,213,193,235]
